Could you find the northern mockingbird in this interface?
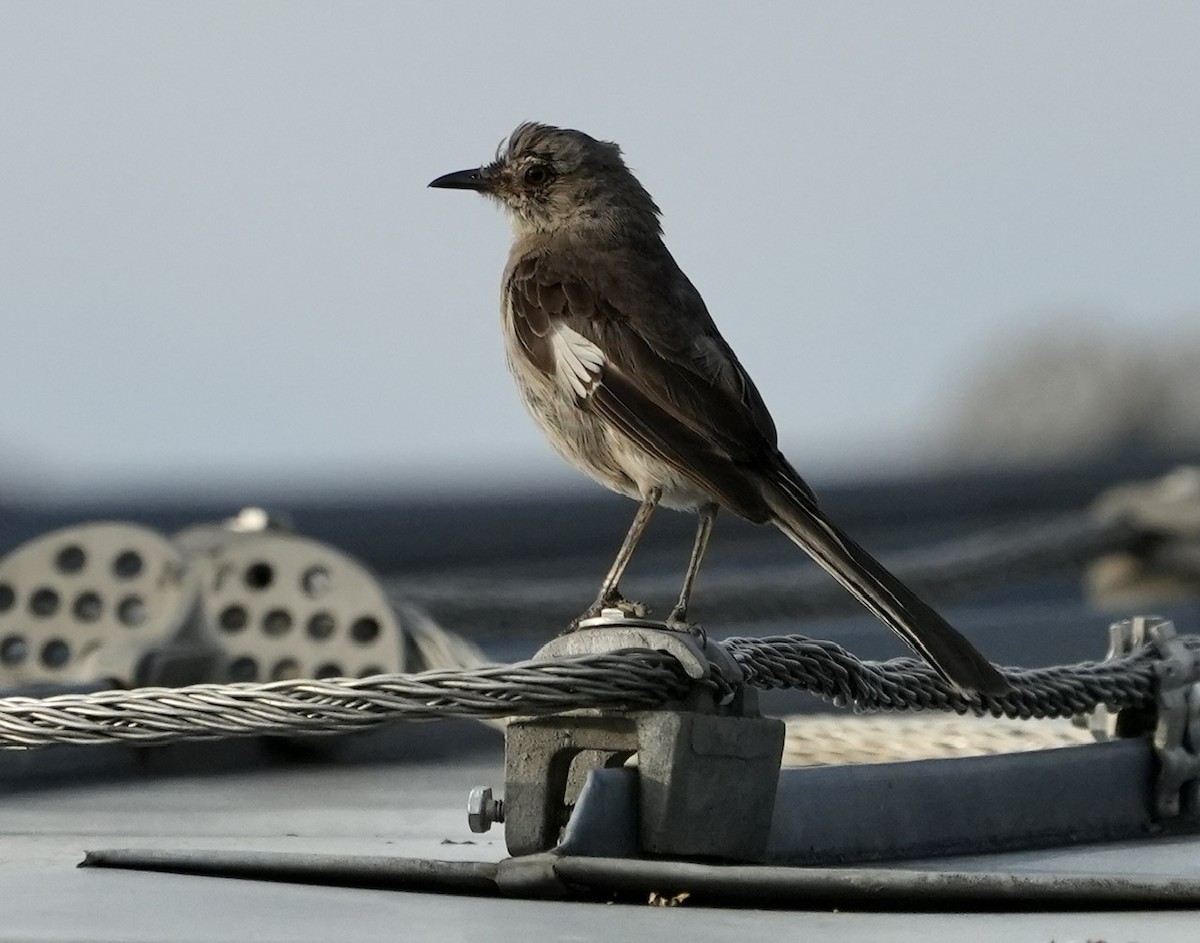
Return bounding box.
[430,122,1007,695]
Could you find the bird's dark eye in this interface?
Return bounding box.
[523,164,552,186]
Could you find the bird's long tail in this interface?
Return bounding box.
[761,464,1009,695]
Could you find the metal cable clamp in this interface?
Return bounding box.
[477,610,785,862]
[1092,615,1200,821]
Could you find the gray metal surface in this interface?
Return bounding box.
[10,869,1200,943]
[559,739,1166,865]
[7,741,1200,942]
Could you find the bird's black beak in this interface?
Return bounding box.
[428,167,490,192]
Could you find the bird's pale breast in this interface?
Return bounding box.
[501,293,707,510]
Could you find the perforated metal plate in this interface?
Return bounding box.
[0,523,197,686]
[184,530,405,682]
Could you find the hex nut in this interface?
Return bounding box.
[467,786,503,833]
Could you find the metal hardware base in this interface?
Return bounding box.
[498,615,784,861]
[1091,616,1200,821]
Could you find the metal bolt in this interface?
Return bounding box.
[225,507,292,533]
[466,786,505,833]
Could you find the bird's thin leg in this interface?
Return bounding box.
[667,503,718,626]
[576,487,661,623]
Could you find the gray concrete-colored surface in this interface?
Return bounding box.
[4,750,506,872]
[7,867,1200,943]
[5,727,1200,942]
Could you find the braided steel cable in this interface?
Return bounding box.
[0,651,693,749]
[727,634,1170,718]
[0,629,1181,750]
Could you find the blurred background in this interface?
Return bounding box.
[0,0,1196,718]
[0,1,1196,500]
[0,3,1197,606]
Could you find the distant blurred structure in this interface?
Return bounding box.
[943,321,1200,468]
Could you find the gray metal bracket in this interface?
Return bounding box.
[493,613,784,862]
[537,611,746,710]
[1091,616,1200,821]
[559,737,1168,866]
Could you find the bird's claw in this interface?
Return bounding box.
[566,594,647,632]
[665,613,706,642]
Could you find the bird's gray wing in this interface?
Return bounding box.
[506,248,807,520]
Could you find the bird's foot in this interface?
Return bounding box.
[566,594,647,632]
[665,607,706,640]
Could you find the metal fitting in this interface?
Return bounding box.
[467,786,505,833]
[499,613,783,860]
[1092,616,1200,821]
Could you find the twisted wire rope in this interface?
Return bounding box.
[0,630,1180,751]
[727,634,1168,718]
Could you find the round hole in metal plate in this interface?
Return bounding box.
[56,545,86,574]
[243,562,274,590]
[112,550,144,580]
[300,565,331,598]
[73,591,103,622]
[315,662,342,679]
[117,595,146,627]
[350,616,381,645]
[306,611,336,641]
[29,587,60,617]
[0,584,14,613]
[271,658,300,681]
[219,604,248,632]
[0,635,27,665]
[40,638,69,668]
[357,665,385,679]
[229,656,259,682]
[262,608,293,636]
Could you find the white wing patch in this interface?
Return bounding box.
[551,323,605,399]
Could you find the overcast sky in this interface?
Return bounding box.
[0,2,1196,500]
